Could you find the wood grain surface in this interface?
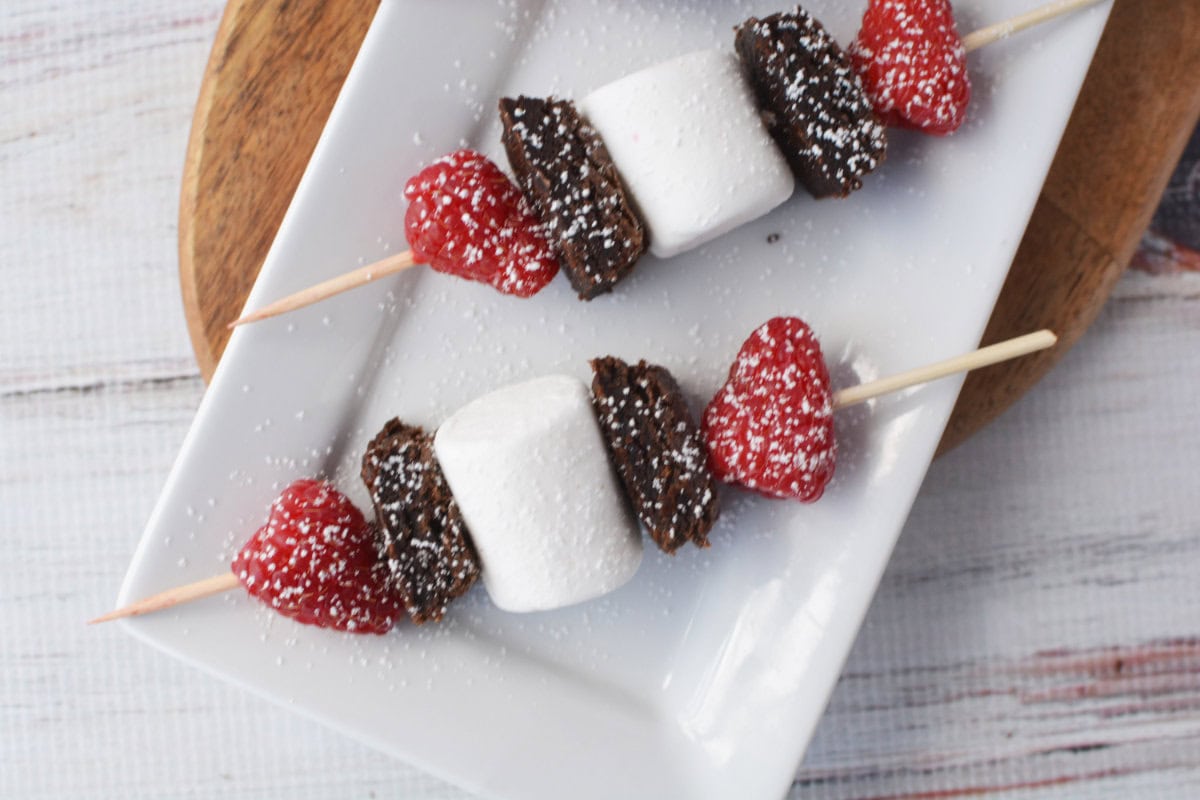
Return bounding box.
[178,0,1200,454]
[940,0,1200,451]
[178,0,381,379]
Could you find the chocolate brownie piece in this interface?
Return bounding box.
[499,96,647,299]
[590,357,718,553]
[735,7,887,198]
[361,418,480,623]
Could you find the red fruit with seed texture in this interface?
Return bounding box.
[702,317,835,502]
[232,479,401,634]
[403,149,559,297]
[850,0,971,136]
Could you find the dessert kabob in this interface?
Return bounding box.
[93,319,1056,630]
[228,0,1106,327]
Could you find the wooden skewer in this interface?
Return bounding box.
[962,0,1106,53]
[91,329,1056,624]
[228,249,417,328]
[833,329,1057,409]
[88,572,239,624]
[226,0,1106,329]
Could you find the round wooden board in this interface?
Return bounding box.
[180,0,1200,454]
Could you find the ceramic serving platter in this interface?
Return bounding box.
[118,1,1111,797]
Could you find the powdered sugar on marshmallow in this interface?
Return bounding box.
[433,375,643,613]
[580,50,794,259]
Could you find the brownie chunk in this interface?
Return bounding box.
[499,96,647,299]
[590,357,719,553]
[361,418,480,624]
[735,7,887,198]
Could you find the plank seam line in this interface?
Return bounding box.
[0,372,201,400]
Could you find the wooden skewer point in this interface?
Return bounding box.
[963,0,1107,53]
[88,572,240,624]
[832,329,1057,409]
[227,249,417,328]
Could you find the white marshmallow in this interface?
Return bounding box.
[580,50,794,259]
[433,375,643,613]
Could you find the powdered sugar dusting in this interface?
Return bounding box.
[590,357,718,553]
[231,480,401,634]
[433,375,643,613]
[702,317,836,501]
[736,8,887,198]
[362,419,481,625]
[403,149,559,297]
[500,96,646,298]
[850,0,971,135]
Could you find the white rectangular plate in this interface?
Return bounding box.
[119,2,1112,797]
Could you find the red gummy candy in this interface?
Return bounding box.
[403,149,559,297]
[702,317,835,502]
[232,479,401,634]
[850,0,971,136]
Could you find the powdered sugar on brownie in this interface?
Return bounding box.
[736,8,887,198]
[361,419,480,624]
[500,97,646,299]
[590,357,718,553]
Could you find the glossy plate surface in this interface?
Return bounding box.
[120,2,1111,797]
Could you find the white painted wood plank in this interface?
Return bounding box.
[0,1,220,394]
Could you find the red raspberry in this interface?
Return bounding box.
[850,0,971,136]
[232,479,401,634]
[403,149,559,297]
[702,317,835,502]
